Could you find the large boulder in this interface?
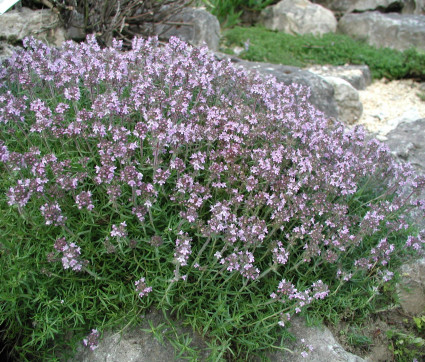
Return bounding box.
[307,64,372,90]
[338,12,425,52]
[348,0,405,12]
[323,76,363,124]
[385,118,425,173]
[311,0,425,14]
[259,0,337,36]
[0,7,65,47]
[222,56,339,119]
[149,7,220,51]
[402,0,425,14]
[384,118,425,229]
[310,0,353,14]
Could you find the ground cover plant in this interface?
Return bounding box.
[1,35,425,361]
[221,26,425,81]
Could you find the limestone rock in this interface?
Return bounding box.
[348,0,405,12]
[323,76,363,124]
[397,258,425,315]
[312,0,425,14]
[259,0,337,36]
[152,7,220,51]
[267,317,365,361]
[0,7,65,47]
[384,118,425,229]
[384,118,425,173]
[401,0,425,14]
[67,310,210,361]
[66,312,364,362]
[310,0,354,14]
[307,64,372,90]
[338,12,425,52]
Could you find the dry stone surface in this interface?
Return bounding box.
[355,79,425,138]
[323,76,363,124]
[307,64,372,90]
[259,0,337,36]
[338,12,425,52]
[0,7,65,47]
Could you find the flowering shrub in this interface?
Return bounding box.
[0,35,424,360]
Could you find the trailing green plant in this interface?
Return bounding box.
[0,35,424,360]
[222,26,425,80]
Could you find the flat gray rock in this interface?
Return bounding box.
[67,309,210,361]
[307,64,372,90]
[385,118,425,173]
[0,7,65,47]
[338,12,425,52]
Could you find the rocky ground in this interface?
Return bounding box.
[355,78,425,139]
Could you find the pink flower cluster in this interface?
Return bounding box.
[53,237,87,271]
[271,279,329,314]
[220,250,260,280]
[135,277,152,298]
[83,329,100,351]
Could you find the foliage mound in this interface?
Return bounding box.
[0,36,425,360]
[223,26,425,81]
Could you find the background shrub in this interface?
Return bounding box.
[0,35,424,360]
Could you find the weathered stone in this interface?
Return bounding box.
[0,7,65,47]
[384,118,425,229]
[226,56,338,119]
[307,64,372,90]
[323,76,363,124]
[397,258,425,315]
[67,309,210,361]
[66,311,364,361]
[267,317,365,361]
[259,0,337,36]
[312,0,425,14]
[348,0,405,12]
[401,0,425,14]
[310,0,353,14]
[151,7,220,51]
[338,12,425,52]
[384,118,425,173]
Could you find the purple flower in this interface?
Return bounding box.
[83,329,100,351]
[110,221,127,239]
[174,231,192,267]
[40,201,67,226]
[135,277,152,298]
[75,191,94,211]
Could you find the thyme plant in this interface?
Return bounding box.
[0,35,424,360]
